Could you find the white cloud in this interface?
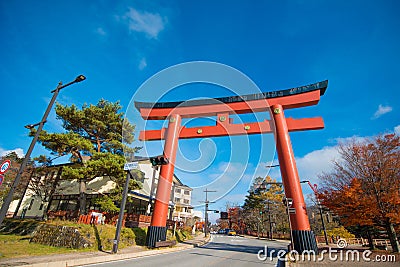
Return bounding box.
[0,147,24,158]
[372,104,392,119]
[253,147,337,183]
[332,135,368,144]
[96,27,106,36]
[295,146,339,185]
[123,7,165,39]
[256,146,340,187]
[395,125,400,135]
[138,57,147,70]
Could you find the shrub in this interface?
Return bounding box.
[132,228,147,246]
[175,229,193,242]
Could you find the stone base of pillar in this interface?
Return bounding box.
[146,226,167,248]
[292,230,318,254]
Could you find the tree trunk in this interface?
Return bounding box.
[367,229,375,250]
[79,179,87,215]
[386,221,400,252]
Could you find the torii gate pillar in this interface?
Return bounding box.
[272,104,318,252]
[146,114,181,248]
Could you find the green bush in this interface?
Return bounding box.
[120,228,136,246]
[132,227,147,246]
[165,229,174,241]
[175,229,193,242]
[89,224,136,250]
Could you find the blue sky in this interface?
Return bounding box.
[1,1,399,221]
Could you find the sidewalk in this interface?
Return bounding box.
[0,234,210,267]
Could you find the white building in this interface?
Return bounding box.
[10,160,195,225]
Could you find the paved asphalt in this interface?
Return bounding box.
[79,235,289,267]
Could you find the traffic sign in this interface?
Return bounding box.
[0,175,3,186]
[288,208,296,214]
[124,162,139,170]
[0,160,11,174]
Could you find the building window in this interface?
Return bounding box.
[39,202,44,210]
[175,188,181,193]
[174,198,181,203]
[184,190,190,195]
[183,199,190,204]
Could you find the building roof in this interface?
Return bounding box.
[173,174,192,190]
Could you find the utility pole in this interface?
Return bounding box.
[203,189,216,237]
[0,75,86,226]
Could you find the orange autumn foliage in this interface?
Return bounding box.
[318,134,400,252]
[318,134,400,227]
[318,178,376,227]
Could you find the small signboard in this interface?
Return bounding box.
[0,174,4,186]
[288,208,296,214]
[124,162,139,170]
[0,160,11,174]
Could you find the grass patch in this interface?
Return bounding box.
[0,234,83,258]
[0,219,137,258]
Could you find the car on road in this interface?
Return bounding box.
[227,230,236,236]
[217,229,225,234]
[224,229,236,236]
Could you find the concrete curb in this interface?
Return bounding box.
[14,237,211,267]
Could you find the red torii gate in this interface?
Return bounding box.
[135,80,328,252]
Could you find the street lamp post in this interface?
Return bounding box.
[267,200,273,240]
[301,180,329,246]
[112,170,132,254]
[0,75,86,225]
[113,157,157,253]
[203,189,216,237]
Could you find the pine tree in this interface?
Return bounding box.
[242,176,287,237]
[31,99,141,214]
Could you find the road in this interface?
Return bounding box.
[80,235,289,267]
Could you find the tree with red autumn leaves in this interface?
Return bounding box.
[318,133,400,252]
